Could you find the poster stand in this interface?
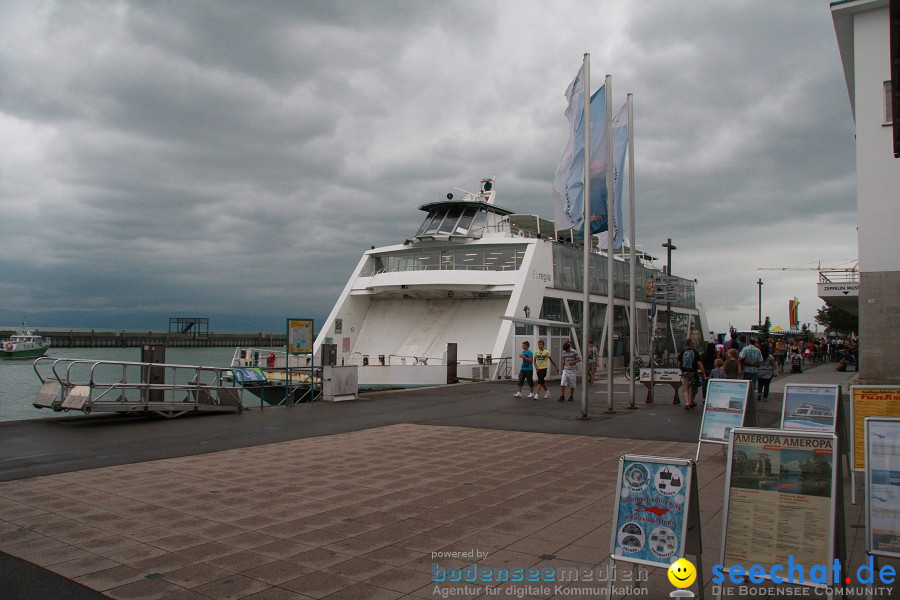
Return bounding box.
[231,366,269,409]
[286,318,316,406]
[864,417,900,561]
[780,383,849,476]
[849,386,900,505]
[717,428,845,599]
[607,455,704,599]
[695,380,750,461]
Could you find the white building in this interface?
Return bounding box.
[832,0,900,383]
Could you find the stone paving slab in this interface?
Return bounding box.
[1,422,894,600]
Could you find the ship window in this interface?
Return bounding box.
[416,211,437,236]
[438,206,463,234]
[454,209,475,235]
[416,252,440,270]
[469,209,487,235]
[541,297,565,323]
[455,249,484,269]
[424,209,447,235]
[484,248,514,270]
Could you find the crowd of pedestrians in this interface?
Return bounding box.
[677,332,857,406]
[512,331,857,408]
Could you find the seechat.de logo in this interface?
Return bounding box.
[668,558,696,598]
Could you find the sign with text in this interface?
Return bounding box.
[866,417,900,558]
[721,429,838,586]
[287,318,314,354]
[231,366,267,384]
[639,368,681,383]
[610,455,700,569]
[781,384,841,433]
[850,386,900,471]
[698,380,750,445]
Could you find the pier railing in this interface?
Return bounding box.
[32,357,243,418]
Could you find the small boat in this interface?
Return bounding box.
[1,331,50,360]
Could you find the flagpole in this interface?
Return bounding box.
[605,74,615,414]
[627,93,636,409]
[580,53,591,420]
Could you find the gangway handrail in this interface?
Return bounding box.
[32,357,243,418]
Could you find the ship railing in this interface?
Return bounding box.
[31,357,242,418]
[341,352,513,381]
[230,347,311,370]
[373,264,518,275]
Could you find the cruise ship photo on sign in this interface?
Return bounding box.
[312,178,706,389]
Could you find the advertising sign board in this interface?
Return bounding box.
[231,367,267,384]
[850,386,900,472]
[610,455,701,569]
[865,417,900,558]
[698,380,749,446]
[721,428,838,587]
[781,384,841,433]
[287,318,314,354]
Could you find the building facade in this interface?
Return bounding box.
[832,0,900,383]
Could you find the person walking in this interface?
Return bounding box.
[756,345,776,401]
[513,341,535,398]
[739,336,763,397]
[679,340,700,409]
[533,339,558,399]
[709,358,727,379]
[558,341,581,402]
[724,348,743,379]
[699,342,717,401]
[586,340,599,384]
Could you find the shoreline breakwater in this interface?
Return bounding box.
[1,329,286,348]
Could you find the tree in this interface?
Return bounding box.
[761,316,772,339]
[814,304,858,335]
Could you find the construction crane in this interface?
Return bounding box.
[756,259,858,273]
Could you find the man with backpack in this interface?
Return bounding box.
[679,340,700,409]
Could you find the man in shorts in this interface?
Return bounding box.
[559,341,581,402]
[513,341,535,398]
[533,339,558,399]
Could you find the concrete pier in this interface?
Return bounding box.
[0,364,895,599]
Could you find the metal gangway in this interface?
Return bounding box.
[32,357,243,418]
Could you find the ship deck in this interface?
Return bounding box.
[1,365,893,599]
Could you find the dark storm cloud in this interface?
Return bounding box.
[0,0,856,331]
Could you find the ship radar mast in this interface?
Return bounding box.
[450,177,496,204]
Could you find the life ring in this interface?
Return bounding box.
[4,343,12,350]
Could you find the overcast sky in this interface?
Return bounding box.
[0,0,857,334]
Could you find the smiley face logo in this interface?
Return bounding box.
[667,558,696,588]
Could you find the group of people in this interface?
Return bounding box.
[512,331,857,408]
[678,334,778,408]
[513,339,598,403]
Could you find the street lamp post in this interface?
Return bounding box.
[757,278,763,327]
[662,238,677,355]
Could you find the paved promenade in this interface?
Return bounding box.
[0,365,894,599]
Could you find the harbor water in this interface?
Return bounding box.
[0,346,277,422]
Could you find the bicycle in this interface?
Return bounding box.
[625,356,665,380]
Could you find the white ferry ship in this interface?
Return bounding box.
[788,402,835,424]
[312,178,705,388]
